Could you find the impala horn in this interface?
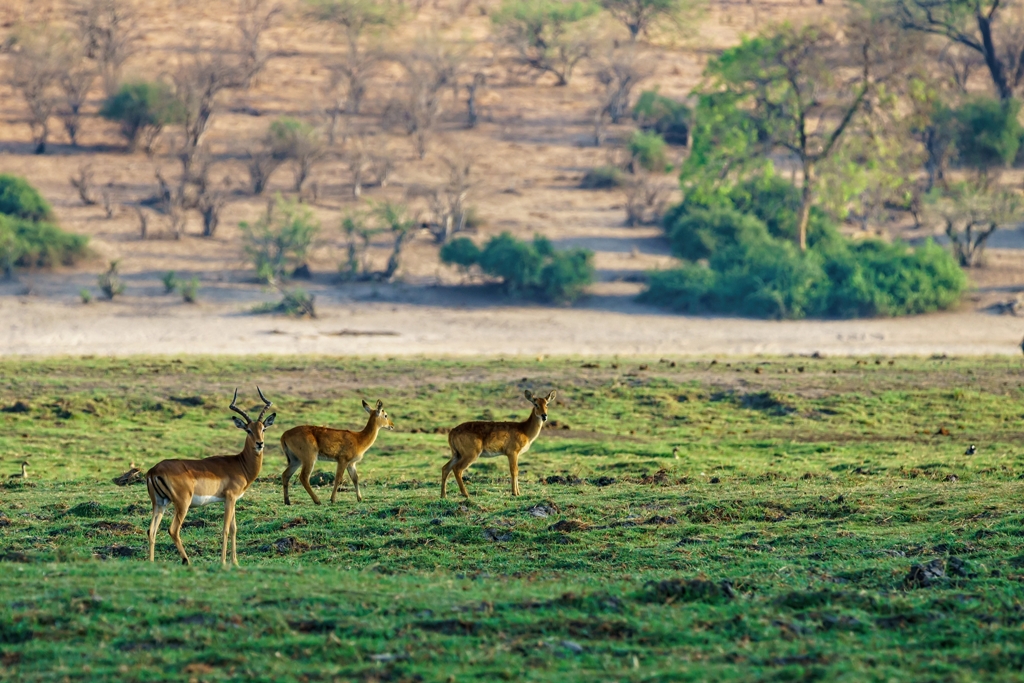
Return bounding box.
[229,387,252,423]
[256,385,273,423]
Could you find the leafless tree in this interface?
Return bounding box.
[7,29,66,154]
[236,0,281,87]
[591,44,653,145]
[245,141,283,195]
[58,56,97,146]
[385,37,464,158]
[133,205,148,239]
[307,0,396,115]
[268,119,327,192]
[70,164,98,205]
[345,134,371,198]
[424,149,473,243]
[173,48,248,174]
[623,170,667,226]
[464,72,485,128]
[71,0,142,95]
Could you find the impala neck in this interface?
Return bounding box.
[360,412,382,447]
[522,408,544,440]
[237,438,264,483]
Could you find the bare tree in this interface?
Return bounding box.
[8,29,66,154]
[424,149,473,243]
[71,0,142,95]
[236,0,282,87]
[591,44,653,145]
[386,37,464,158]
[601,0,704,42]
[927,181,1023,267]
[268,118,326,192]
[70,164,98,205]
[492,1,597,86]
[308,0,397,115]
[245,141,283,195]
[464,72,486,128]
[623,170,667,226]
[173,49,248,174]
[58,54,97,146]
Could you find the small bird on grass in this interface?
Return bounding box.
[8,461,28,480]
[672,446,680,459]
[964,444,976,456]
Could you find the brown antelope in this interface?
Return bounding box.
[279,399,394,505]
[145,388,276,567]
[442,389,556,499]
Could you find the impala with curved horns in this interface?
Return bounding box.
[146,387,276,566]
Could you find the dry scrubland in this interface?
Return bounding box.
[1,356,1024,680]
[3,0,1024,350]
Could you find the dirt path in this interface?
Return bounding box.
[3,294,1022,357]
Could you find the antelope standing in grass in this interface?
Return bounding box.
[442,389,556,499]
[146,388,276,566]
[279,399,394,505]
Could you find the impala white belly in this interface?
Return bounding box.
[481,450,504,458]
[191,495,223,506]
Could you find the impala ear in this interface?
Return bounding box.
[375,399,383,411]
[362,399,372,414]
[546,390,557,402]
[232,417,248,430]
[263,413,276,428]
[524,389,534,401]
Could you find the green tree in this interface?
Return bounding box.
[100,81,185,152]
[492,0,599,86]
[896,0,1024,101]
[601,0,703,41]
[239,197,319,283]
[268,118,326,192]
[689,18,908,251]
[373,201,417,281]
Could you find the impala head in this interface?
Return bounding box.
[363,399,394,431]
[525,389,556,422]
[229,386,277,453]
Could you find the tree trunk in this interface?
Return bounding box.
[797,161,814,252]
[977,14,1013,100]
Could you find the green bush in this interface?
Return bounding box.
[633,89,690,145]
[951,96,1022,171]
[239,197,319,283]
[0,175,52,222]
[628,130,669,172]
[439,237,481,269]
[644,172,967,319]
[440,232,594,303]
[100,82,185,152]
[0,215,89,275]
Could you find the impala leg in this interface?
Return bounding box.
[221,496,236,567]
[508,453,520,496]
[330,460,345,504]
[148,504,166,562]
[230,513,238,567]
[440,452,457,500]
[169,501,192,566]
[347,463,362,502]
[453,453,477,499]
[298,461,321,506]
[281,456,300,506]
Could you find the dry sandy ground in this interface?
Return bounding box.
[2,1,1024,358]
[3,280,1024,357]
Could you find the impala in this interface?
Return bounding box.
[146,387,276,566]
[280,399,394,505]
[442,389,556,499]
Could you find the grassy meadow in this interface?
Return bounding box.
[1,355,1024,681]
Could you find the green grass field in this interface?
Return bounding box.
[1,355,1024,682]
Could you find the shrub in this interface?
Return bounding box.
[0,175,52,221]
[628,130,669,172]
[162,271,179,293]
[239,197,319,283]
[439,237,481,269]
[180,277,199,303]
[441,232,594,303]
[253,288,316,317]
[79,288,92,304]
[951,96,1022,172]
[268,117,325,191]
[0,214,89,276]
[98,261,125,300]
[644,172,968,319]
[633,89,690,145]
[100,82,185,152]
[580,165,626,189]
